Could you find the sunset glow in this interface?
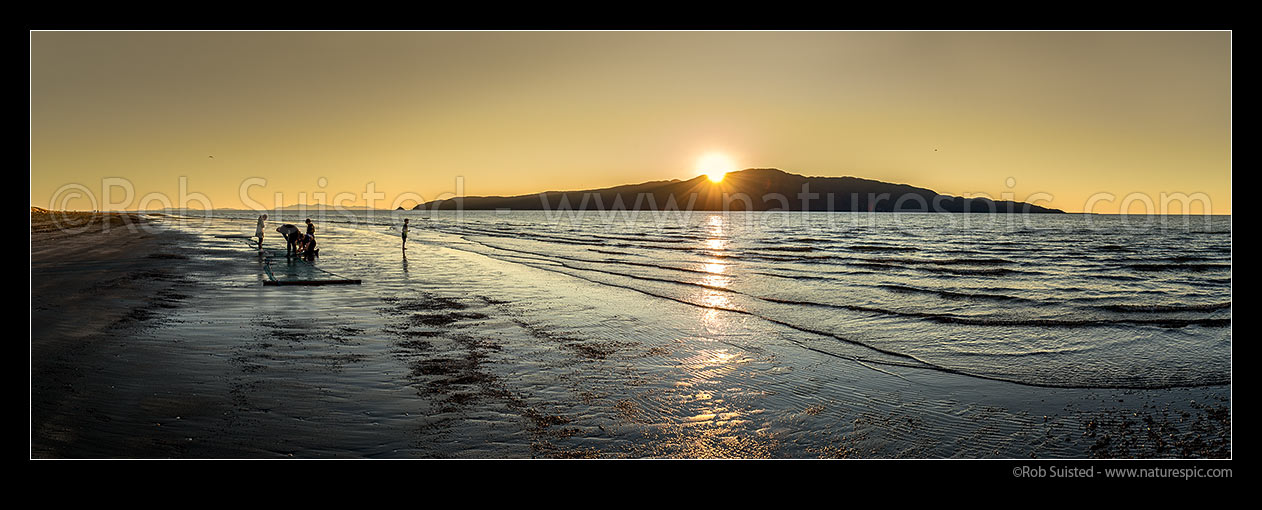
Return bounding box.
[697,153,735,183]
[29,32,1231,213]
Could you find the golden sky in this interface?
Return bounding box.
[30,31,1230,213]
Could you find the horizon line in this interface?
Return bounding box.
[30,206,1232,217]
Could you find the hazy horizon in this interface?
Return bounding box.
[31,31,1231,214]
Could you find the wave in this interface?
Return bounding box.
[1122,263,1231,272]
[473,239,721,277]
[849,261,1025,276]
[1100,302,1232,313]
[783,236,830,244]
[762,297,1229,329]
[596,259,716,276]
[926,316,1229,329]
[859,256,1017,267]
[752,271,837,281]
[1083,273,1146,282]
[745,254,848,264]
[876,283,1035,303]
[457,229,608,247]
[1161,255,1220,263]
[750,246,818,253]
[591,233,693,244]
[847,244,919,253]
[946,347,1092,358]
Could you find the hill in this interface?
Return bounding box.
[417,168,1063,213]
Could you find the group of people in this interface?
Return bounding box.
[253,215,412,257]
[255,215,319,259]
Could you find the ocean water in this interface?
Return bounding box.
[148,210,1230,457]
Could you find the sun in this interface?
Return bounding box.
[697,152,735,183]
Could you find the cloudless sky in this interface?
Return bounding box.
[30,31,1230,213]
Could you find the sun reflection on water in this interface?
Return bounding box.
[703,214,727,252]
[696,214,736,328]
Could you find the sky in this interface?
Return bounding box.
[30,31,1231,214]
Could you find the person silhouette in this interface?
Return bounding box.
[255,214,268,249]
[276,223,301,256]
[401,218,409,251]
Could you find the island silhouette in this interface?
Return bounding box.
[418,168,1064,213]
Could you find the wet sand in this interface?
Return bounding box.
[32,211,203,456]
[31,213,539,457]
[30,212,1230,458]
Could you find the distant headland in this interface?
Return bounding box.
[417,168,1064,213]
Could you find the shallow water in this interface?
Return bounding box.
[203,211,1230,387]
[135,210,1230,457]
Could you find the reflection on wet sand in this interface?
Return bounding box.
[638,345,775,459]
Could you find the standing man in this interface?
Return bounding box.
[401,218,409,251]
[305,218,316,239]
[255,214,268,250]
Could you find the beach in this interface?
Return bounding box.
[30,211,1231,458]
[32,211,206,456]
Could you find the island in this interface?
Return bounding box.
[416,168,1063,213]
